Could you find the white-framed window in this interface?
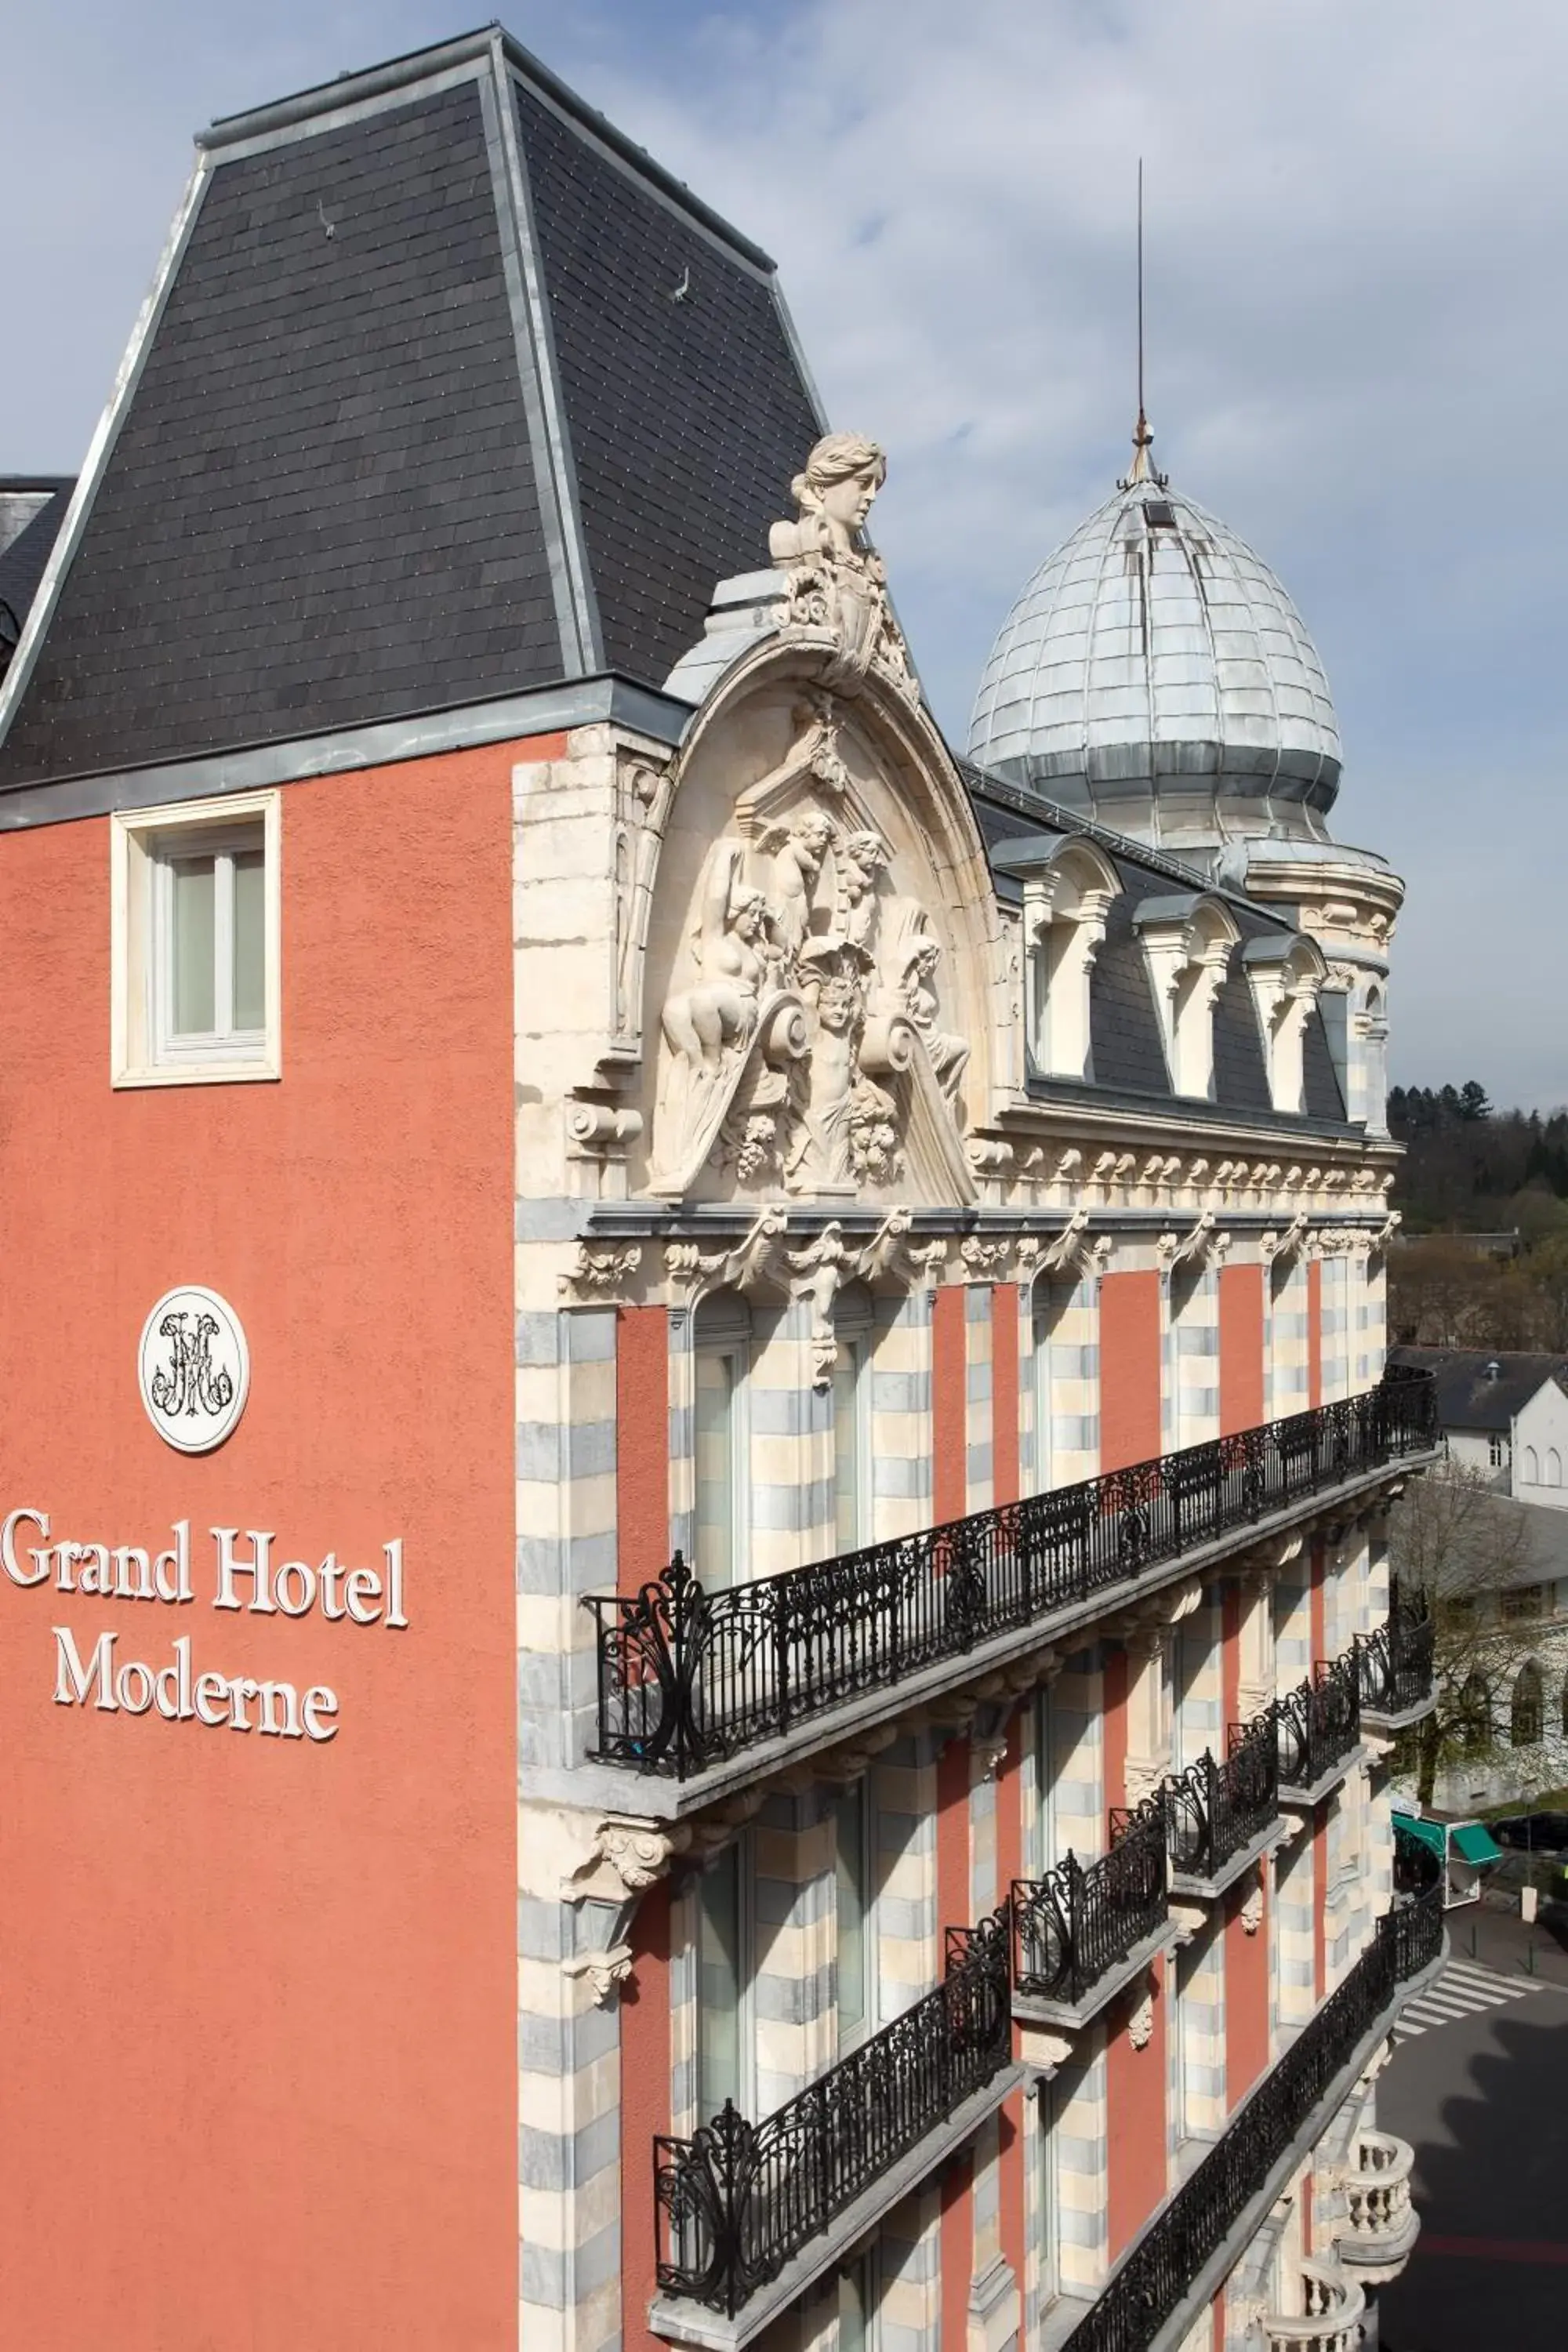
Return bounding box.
[836,2247,880,2352]
[111,790,281,1087]
[693,1291,752,1592]
[831,1779,878,2052]
[833,1284,877,1554]
[1489,1433,1506,1469]
[695,1839,754,2120]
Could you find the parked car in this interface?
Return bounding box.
[1493,1810,1568,1852]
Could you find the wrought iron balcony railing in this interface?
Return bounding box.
[1356,1600,1436,1721]
[1163,1707,1280,1884]
[1012,1795,1167,2005]
[655,1909,1012,2318]
[590,1373,1438,1780]
[1276,1646,1362,1795]
[1060,1850,1443,2352]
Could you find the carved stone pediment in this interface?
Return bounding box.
[647,695,977,1206]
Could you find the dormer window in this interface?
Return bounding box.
[1133,893,1240,1099]
[1243,934,1328,1114]
[998,835,1121,1082]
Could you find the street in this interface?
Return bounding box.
[1377,1904,1568,2352]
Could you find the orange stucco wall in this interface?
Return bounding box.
[1225,1883,1270,2103]
[1218,1265,1265,1436]
[0,745,521,2347]
[1106,1954,1167,2256]
[1098,1271,1162,1471]
[623,1878,673,2352]
[618,1306,670,1590]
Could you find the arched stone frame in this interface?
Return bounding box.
[1512,1659,1544,1748]
[1243,933,1330,1115]
[1014,833,1121,1082]
[1458,1671,1492,1755]
[1356,978,1391,1138]
[1133,891,1243,1100]
[636,637,1006,1208]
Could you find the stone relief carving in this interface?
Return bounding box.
[768,434,920,705]
[1127,1985,1156,2050]
[557,1243,643,1301]
[652,701,973,1202]
[609,753,676,1063]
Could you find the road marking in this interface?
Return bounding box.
[1392,1958,1549,2041]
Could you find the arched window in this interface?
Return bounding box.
[1549,1449,1563,1490]
[1512,1661,1544,1748]
[1459,1673,1491,1755]
[1524,1445,1541,1484]
[693,1289,751,1590]
[832,1283,876,1553]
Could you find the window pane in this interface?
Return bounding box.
[697,1849,742,2121]
[695,1349,738,1589]
[833,1344,863,1551]
[232,847,266,1033]
[171,858,216,1036]
[834,1788,867,2044]
[838,2262,869,2352]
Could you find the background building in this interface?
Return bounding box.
[0,29,1441,2352]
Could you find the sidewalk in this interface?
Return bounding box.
[1443,1889,1568,1988]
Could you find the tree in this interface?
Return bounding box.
[1390,1461,1541,1806]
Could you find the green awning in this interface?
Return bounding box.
[1452,1823,1503,1866]
[1394,1812,1445,1858]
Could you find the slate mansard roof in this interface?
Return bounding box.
[0,481,74,669]
[0,27,822,793]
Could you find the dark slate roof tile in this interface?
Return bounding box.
[0,83,560,786]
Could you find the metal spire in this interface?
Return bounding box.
[1123,159,1167,490]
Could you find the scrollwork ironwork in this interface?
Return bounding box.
[655,1902,1011,2315]
[1060,1872,1443,2352]
[589,1374,1437,1780]
[1012,1797,1167,2004]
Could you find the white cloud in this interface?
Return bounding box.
[2,0,1563,1104]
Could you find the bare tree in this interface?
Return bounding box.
[1390,1462,1541,1806]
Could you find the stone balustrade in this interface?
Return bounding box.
[1262,2259,1366,2352]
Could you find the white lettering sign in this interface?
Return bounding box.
[2,1511,405,1745]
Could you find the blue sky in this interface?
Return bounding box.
[4,0,1564,1110]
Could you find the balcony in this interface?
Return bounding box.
[1261,2260,1366,2352]
[1334,2128,1419,2283]
[1163,1707,1282,1900]
[1357,1600,1436,1736]
[1012,1796,1171,2027]
[589,1373,1438,1798]
[1056,1857,1443,2352]
[1276,1647,1363,1807]
[652,1909,1017,2347]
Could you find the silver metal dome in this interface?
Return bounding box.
[967,432,1341,844]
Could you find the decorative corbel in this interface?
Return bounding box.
[558,1242,644,1301]
[959,1235,1014,1282]
[786,1221,857,1387]
[563,1944,635,2007]
[665,1207,790,1311]
[1260,1209,1311,1267]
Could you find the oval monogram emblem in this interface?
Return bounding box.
[138,1287,249,1454]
